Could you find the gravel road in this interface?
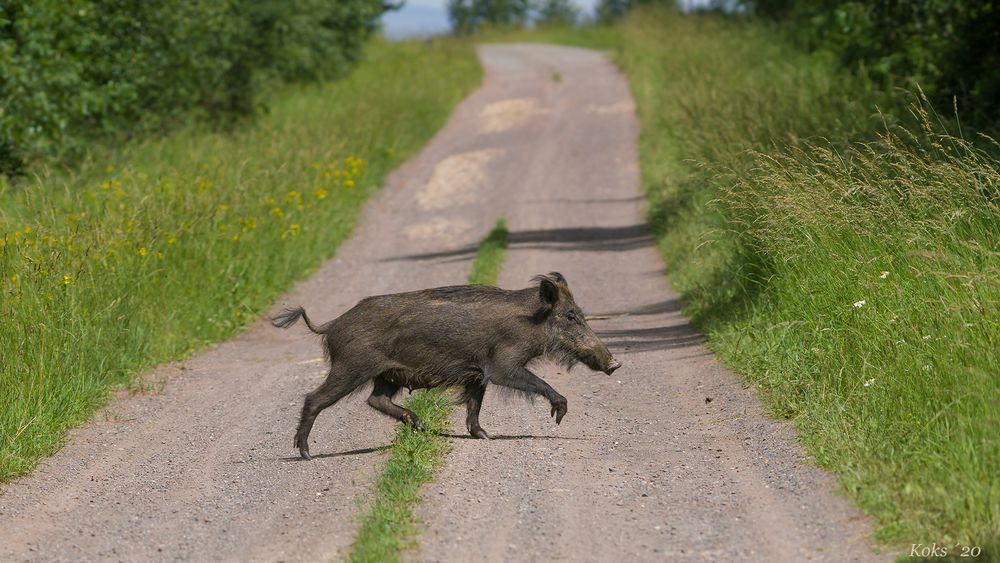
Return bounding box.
[409,45,882,562]
[0,44,881,562]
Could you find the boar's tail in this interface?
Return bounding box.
[271,307,324,334]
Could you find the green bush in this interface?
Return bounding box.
[739,0,1000,133]
[0,0,388,174]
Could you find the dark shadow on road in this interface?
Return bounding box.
[278,444,390,462]
[588,298,684,319]
[386,224,655,263]
[521,195,644,205]
[440,433,588,441]
[598,323,705,354]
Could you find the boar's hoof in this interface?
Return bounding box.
[550,400,568,425]
[470,427,491,440]
[402,412,426,431]
[295,436,312,460]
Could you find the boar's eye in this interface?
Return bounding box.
[565,310,579,322]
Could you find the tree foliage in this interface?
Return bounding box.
[597,0,675,22]
[447,0,582,33]
[536,0,580,25]
[448,0,532,34]
[738,0,1000,131]
[0,0,391,175]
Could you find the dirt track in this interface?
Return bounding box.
[0,44,881,562]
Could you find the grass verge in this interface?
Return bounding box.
[0,38,481,482]
[348,219,508,562]
[493,8,998,553]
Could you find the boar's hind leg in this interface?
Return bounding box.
[295,376,357,461]
[367,375,425,431]
[463,383,490,439]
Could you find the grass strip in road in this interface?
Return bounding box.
[0,38,481,483]
[468,219,509,287]
[348,219,508,563]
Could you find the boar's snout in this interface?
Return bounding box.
[584,341,620,376]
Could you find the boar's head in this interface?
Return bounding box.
[534,272,621,375]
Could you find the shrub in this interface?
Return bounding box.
[0,0,389,173]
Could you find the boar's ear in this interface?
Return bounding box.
[548,272,568,286]
[539,276,560,306]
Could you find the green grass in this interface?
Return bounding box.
[491,8,999,553]
[478,24,619,50]
[468,219,509,286]
[348,219,508,563]
[347,389,454,563]
[0,38,482,483]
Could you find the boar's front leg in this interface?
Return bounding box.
[492,366,568,425]
[463,382,490,439]
[367,375,425,431]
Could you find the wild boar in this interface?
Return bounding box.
[272,272,620,460]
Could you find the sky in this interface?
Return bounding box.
[381,0,602,39]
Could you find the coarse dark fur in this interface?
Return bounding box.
[272,272,620,460]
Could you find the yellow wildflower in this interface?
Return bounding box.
[313,188,328,200]
[271,207,284,219]
[138,247,148,257]
[63,275,72,285]
[344,179,355,189]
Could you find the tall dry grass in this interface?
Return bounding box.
[615,7,999,548]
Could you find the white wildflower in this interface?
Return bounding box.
[853,300,866,308]
[864,378,875,388]
[880,271,890,279]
